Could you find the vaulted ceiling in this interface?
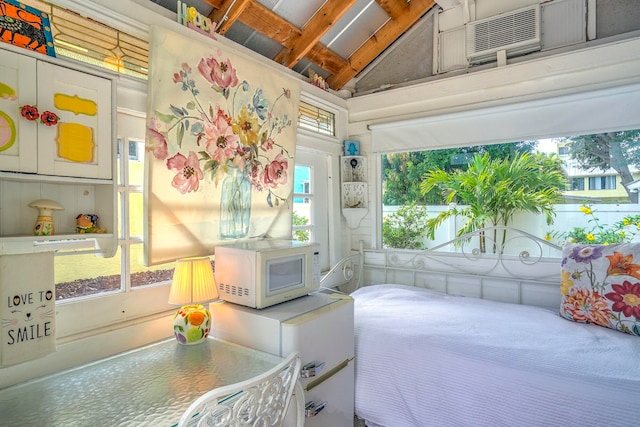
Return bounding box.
[150,0,440,91]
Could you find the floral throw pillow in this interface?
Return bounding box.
[560,243,640,336]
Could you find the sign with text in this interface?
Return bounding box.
[177,0,217,40]
[1,252,55,366]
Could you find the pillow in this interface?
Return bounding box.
[560,243,640,336]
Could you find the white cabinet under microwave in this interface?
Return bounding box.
[209,292,355,426]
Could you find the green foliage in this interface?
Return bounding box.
[382,142,538,205]
[419,152,567,247]
[292,211,310,242]
[382,203,429,249]
[563,130,640,202]
[549,205,640,244]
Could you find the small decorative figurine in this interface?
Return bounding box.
[344,140,360,156]
[28,199,64,236]
[75,214,106,234]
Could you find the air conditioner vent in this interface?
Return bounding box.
[466,5,541,64]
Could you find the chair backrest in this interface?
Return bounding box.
[177,351,303,427]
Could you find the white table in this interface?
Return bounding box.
[0,337,281,426]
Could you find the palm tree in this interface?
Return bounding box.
[419,152,567,252]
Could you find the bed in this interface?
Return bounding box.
[343,227,640,427]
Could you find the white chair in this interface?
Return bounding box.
[177,351,304,427]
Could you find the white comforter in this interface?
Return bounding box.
[352,284,640,427]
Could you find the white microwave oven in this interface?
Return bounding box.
[214,240,321,309]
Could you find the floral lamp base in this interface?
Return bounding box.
[173,304,212,345]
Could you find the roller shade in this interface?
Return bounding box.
[371,83,640,153]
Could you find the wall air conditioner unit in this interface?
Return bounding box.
[466,4,540,64]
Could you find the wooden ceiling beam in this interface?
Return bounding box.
[306,44,349,76]
[375,0,410,20]
[238,1,301,48]
[227,1,347,74]
[328,0,436,89]
[205,0,252,35]
[274,0,358,68]
[202,0,225,8]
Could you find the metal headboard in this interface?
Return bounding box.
[361,226,563,308]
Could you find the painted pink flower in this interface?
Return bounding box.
[261,137,275,151]
[203,110,240,164]
[40,111,59,126]
[562,287,611,327]
[146,128,168,160]
[261,153,288,189]
[197,56,238,89]
[173,63,192,84]
[166,151,203,194]
[247,162,264,191]
[20,105,39,121]
[605,280,640,319]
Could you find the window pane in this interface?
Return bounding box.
[381,130,640,250]
[129,192,144,237]
[129,140,145,186]
[130,244,174,288]
[297,101,335,136]
[293,165,312,242]
[55,248,122,301]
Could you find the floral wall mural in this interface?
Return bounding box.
[145,26,300,265]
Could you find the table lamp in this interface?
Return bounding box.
[169,257,218,345]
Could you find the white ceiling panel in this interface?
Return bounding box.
[321,0,389,57]
[262,0,328,28]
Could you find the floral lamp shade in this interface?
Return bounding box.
[169,257,218,345]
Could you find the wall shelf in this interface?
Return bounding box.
[340,156,368,228]
[0,234,115,256]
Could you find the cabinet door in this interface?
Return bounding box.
[0,49,38,173]
[36,62,112,179]
[304,362,355,427]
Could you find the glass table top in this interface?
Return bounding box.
[0,337,281,426]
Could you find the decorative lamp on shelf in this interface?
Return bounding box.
[169,257,218,345]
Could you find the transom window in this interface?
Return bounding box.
[298,101,335,136]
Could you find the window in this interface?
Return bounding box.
[588,176,617,190]
[294,149,330,271]
[571,177,585,190]
[381,129,640,250]
[128,141,139,160]
[55,113,174,302]
[298,101,335,136]
[21,0,148,79]
[292,165,312,242]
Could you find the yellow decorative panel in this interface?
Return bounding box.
[53,93,97,116]
[55,123,95,162]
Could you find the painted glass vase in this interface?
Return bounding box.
[220,166,252,239]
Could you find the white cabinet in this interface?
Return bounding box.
[341,155,368,228]
[0,46,116,256]
[36,61,113,179]
[210,293,355,426]
[0,48,113,179]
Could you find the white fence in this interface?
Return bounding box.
[383,203,640,251]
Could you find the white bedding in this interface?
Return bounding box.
[352,284,640,427]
